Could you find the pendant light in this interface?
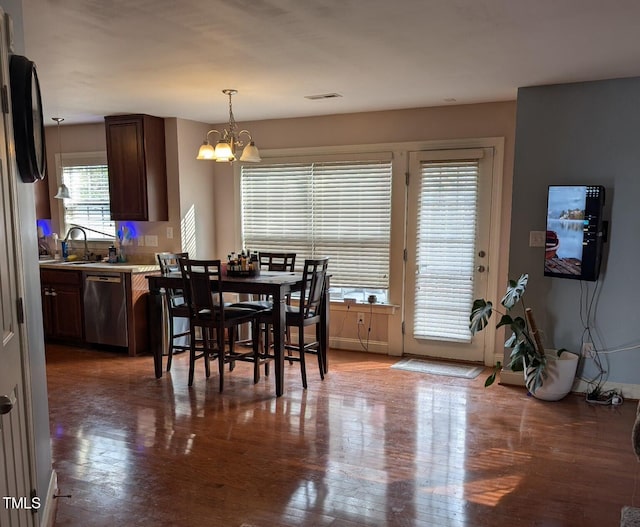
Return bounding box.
[53,117,71,199]
[196,89,261,163]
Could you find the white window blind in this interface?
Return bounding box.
[413,159,479,342]
[241,156,392,289]
[60,155,115,239]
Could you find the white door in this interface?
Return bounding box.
[0,9,37,526]
[403,148,494,362]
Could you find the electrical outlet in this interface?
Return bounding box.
[357,312,365,325]
[582,342,594,357]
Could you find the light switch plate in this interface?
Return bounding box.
[166,227,173,239]
[529,230,546,248]
[137,237,144,246]
[145,235,158,247]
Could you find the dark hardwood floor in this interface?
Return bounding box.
[45,343,639,526]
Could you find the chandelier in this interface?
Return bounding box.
[196,89,261,163]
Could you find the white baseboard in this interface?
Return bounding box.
[499,368,640,400]
[329,336,388,354]
[499,368,526,387]
[573,378,640,400]
[39,470,58,527]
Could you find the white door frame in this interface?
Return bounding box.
[398,137,505,367]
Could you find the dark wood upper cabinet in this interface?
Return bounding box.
[105,114,168,221]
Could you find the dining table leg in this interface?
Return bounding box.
[320,276,330,373]
[272,289,286,396]
[148,286,164,378]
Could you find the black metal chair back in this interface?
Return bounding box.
[157,252,188,275]
[298,257,329,320]
[178,258,225,323]
[178,258,261,389]
[259,252,297,272]
[156,252,190,371]
[284,257,329,389]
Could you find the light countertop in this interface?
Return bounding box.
[39,260,160,274]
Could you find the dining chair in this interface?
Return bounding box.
[179,258,263,390]
[231,252,297,374]
[283,257,329,389]
[157,252,189,372]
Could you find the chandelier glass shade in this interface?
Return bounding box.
[197,89,261,163]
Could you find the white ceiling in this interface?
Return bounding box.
[20,0,640,126]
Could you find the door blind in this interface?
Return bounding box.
[413,160,479,342]
[241,157,392,289]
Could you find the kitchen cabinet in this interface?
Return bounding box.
[104,114,168,221]
[41,268,83,341]
[40,263,156,355]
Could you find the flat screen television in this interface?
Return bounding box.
[544,185,606,281]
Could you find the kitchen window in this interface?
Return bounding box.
[240,153,392,303]
[58,152,115,239]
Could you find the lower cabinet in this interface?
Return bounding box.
[40,266,152,355]
[41,269,83,341]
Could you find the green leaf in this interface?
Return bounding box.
[495,314,514,329]
[484,362,502,388]
[469,299,493,334]
[501,274,528,309]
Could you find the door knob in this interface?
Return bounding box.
[0,395,13,415]
[477,265,486,273]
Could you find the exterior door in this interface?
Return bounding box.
[403,148,494,362]
[0,9,37,526]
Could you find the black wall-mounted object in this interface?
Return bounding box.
[544,185,606,282]
[9,54,46,183]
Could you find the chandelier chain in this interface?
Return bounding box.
[227,90,236,138]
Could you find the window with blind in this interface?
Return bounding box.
[59,153,115,239]
[241,154,392,300]
[413,159,479,342]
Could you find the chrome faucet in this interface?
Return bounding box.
[63,226,90,260]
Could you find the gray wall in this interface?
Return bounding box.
[511,77,640,386]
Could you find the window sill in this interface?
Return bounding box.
[330,300,398,315]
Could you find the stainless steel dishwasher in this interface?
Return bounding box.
[83,272,128,347]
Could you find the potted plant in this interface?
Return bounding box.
[469,273,579,399]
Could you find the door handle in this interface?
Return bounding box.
[0,395,13,415]
[477,265,486,273]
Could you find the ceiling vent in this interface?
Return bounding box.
[304,93,343,100]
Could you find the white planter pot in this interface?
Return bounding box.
[526,349,579,401]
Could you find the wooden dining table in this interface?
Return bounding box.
[145,270,329,396]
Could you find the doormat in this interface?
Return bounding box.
[391,358,484,379]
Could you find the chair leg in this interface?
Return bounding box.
[228,327,236,372]
[166,315,174,372]
[263,323,271,376]
[218,327,225,392]
[299,325,307,389]
[253,321,260,384]
[188,325,196,387]
[316,323,324,380]
[203,328,211,379]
